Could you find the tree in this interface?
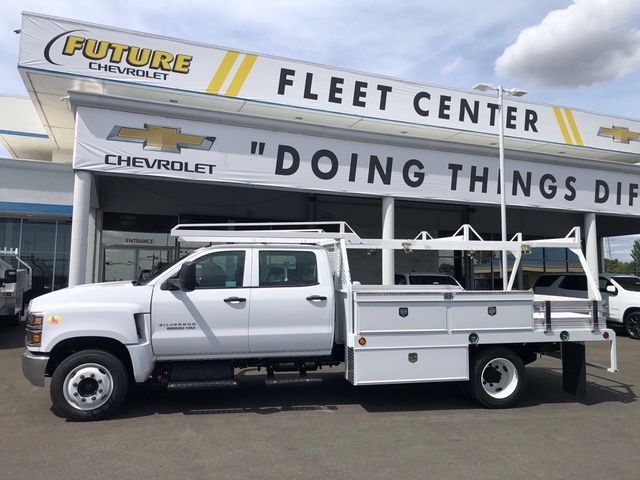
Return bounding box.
[631,239,640,271]
[604,258,634,274]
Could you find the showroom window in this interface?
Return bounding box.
[0,217,72,297]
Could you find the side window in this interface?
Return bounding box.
[559,275,587,291]
[194,251,245,289]
[259,250,318,287]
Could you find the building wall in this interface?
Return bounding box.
[0,158,73,208]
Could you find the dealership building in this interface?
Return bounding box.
[2,12,640,299]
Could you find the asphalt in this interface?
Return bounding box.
[0,322,638,480]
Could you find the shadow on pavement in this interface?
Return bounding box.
[0,322,24,350]
[107,364,636,421]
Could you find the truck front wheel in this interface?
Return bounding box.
[50,350,129,421]
[470,347,525,408]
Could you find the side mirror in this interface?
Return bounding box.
[606,285,618,295]
[177,262,196,291]
[1,269,17,284]
[161,262,196,292]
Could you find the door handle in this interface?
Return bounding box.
[224,296,246,303]
[306,295,327,302]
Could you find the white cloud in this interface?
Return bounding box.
[495,0,640,88]
[441,57,462,76]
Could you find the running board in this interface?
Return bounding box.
[265,377,323,387]
[167,380,239,391]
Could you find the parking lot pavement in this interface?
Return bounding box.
[1,322,638,480]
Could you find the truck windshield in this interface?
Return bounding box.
[613,276,640,292]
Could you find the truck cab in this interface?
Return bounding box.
[149,244,335,359]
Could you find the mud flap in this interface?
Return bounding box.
[561,342,586,398]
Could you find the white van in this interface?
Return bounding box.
[534,273,640,339]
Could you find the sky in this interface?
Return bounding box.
[2,0,640,259]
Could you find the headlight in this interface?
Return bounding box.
[25,312,44,347]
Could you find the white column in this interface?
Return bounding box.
[382,196,395,285]
[498,87,508,290]
[584,212,599,281]
[68,170,92,286]
[85,208,97,283]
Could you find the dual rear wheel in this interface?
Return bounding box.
[470,347,526,408]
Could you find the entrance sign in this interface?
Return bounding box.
[75,106,640,216]
[20,12,640,157]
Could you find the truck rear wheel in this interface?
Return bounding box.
[471,347,525,408]
[50,350,129,421]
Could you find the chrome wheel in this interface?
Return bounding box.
[481,357,519,400]
[626,312,640,339]
[62,363,113,411]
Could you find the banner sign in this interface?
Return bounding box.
[20,12,640,158]
[74,106,640,216]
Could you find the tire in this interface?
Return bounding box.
[470,347,526,408]
[624,311,640,340]
[50,350,129,421]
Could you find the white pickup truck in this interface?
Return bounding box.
[22,223,617,420]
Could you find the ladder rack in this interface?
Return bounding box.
[170,222,598,300]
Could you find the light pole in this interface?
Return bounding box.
[472,83,527,290]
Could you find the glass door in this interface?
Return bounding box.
[103,248,136,282]
[136,248,174,281]
[102,248,174,282]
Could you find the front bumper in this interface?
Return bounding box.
[22,351,49,387]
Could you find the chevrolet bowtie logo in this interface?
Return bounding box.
[597,125,640,144]
[107,124,215,153]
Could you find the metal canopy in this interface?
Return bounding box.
[11,68,640,166]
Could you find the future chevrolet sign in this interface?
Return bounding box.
[19,12,640,157]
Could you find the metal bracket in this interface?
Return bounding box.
[592,300,600,332]
[545,301,552,333]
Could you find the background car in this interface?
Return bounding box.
[395,272,464,289]
[533,272,640,339]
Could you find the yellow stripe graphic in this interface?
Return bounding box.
[553,106,573,145]
[225,54,258,97]
[563,108,584,146]
[206,50,240,94]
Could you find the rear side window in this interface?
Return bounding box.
[395,274,407,285]
[534,275,559,287]
[559,275,587,291]
[259,251,318,287]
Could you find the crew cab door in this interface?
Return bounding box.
[151,249,251,358]
[248,249,334,356]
